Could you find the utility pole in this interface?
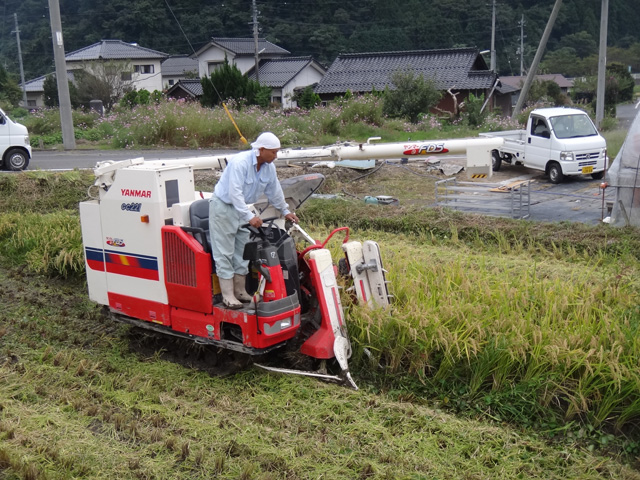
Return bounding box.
[47,0,75,149]
[490,0,496,71]
[595,0,609,129]
[519,14,525,76]
[512,0,562,117]
[12,14,28,108]
[252,0,260,83]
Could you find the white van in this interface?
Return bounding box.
[0,108,31,171]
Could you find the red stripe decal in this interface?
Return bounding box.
[87,259,105,272]
[359,279,367,302]
[106,263,159,281]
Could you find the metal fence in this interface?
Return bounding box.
[435,178,531,219]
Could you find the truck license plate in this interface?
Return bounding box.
[582,166,594,174]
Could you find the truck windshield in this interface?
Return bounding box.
[550,114,598,139]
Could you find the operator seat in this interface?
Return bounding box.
[533,123,550,138]
[186,198,213,255]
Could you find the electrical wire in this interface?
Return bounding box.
[163,0,247,144]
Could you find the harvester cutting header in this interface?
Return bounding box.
[80,136,501,387]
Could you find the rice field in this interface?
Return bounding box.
[1,165,640,478]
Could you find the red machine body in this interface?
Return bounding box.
[80,159,389,388]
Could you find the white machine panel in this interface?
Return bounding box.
[80,200,108,305]
[86,164,196,304]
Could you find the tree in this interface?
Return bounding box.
[526,79,569,106]
[571,63,634,116]
[294,86,321,110]
[463,93,487,127]
[42,73,80,108]
[558,31,597,58]
[73,60,134,111]
[540,48,587,77]
[382,69,441,124]
[0,65,22,107]
[200,59,271,108]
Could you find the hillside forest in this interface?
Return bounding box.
[1,0,640,85]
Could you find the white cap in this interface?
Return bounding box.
[251,132,281,150]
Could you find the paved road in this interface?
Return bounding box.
[29,148,237,171]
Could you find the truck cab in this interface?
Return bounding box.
[0,108,31,171]
[484,107,607,183]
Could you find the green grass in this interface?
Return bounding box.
[1,272,640,480]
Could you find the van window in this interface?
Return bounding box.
[550,114,598,139]
[531,117,550,138]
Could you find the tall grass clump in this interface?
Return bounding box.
[0,211,84,276]
[0,170,93,213]
[343,232,640,432]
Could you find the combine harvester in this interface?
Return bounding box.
[80,136,502,388]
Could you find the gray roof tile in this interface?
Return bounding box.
[315,48,496,94]
[65,40,168,61]
[210,37,290,56]
[167,79,203,97]
[247,57,324,87]
[23,71,75,92]
[161,55,198,76]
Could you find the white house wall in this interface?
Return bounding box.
[281,66,325,109]
[130,60,164,92]
[198,48,236,77]
[67,59,164,93]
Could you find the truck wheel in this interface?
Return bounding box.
[591,171,605,180]
[4,148,29,171]
[492,150,502,172]
[548,162,564,184]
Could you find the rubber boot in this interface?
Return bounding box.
[219,277,242,310]
[233,274,253,303]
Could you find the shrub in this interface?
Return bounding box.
[383,69,441,123]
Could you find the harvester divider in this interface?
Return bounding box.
[254,363,358,390]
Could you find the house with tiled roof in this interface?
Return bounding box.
[165,79,203,101]
[65,39,168,93]
[22,39,169,108]
[22,71,76,109]
[161,55,199,89]
[497,74,574,113]
[193,37,290,78]
[314,48,499,115]
[247,56,326,108]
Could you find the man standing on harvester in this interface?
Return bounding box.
[209,132,299,309]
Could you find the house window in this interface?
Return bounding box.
[272,96,282,104]
[121,72,132,81]
[168,79,174,86]
[27,100,37,107]
[207,62,224,75]
[134,64,154,74]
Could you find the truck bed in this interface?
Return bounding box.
[479,130,526,154]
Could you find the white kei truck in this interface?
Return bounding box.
[0,108,31,171]
[480,107,607,184]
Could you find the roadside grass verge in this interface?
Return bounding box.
[22,97,629,164]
